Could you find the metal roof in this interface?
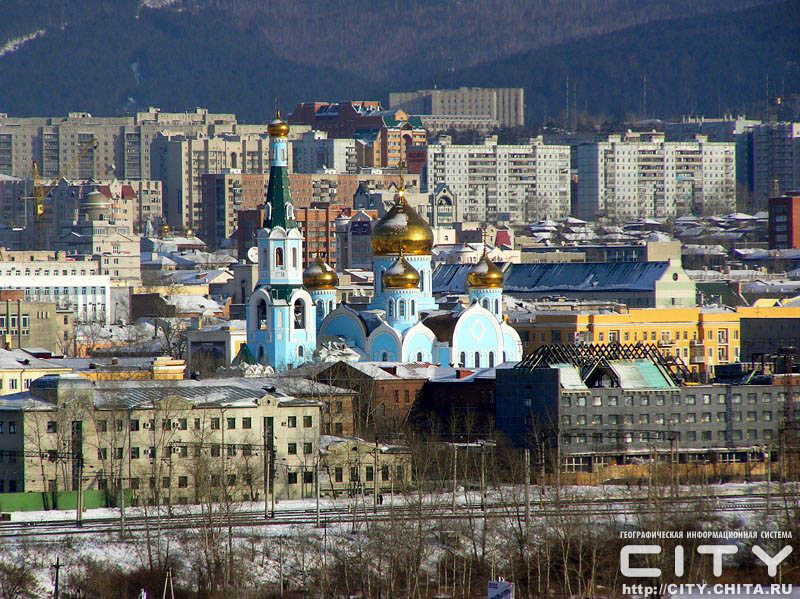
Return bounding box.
[504,261,670,294]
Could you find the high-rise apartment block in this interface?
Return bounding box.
[389,87,525,128]
[200,172,268,250]
[291,131,357,173]
[151,132,275,231]
[751,122,800,202]
[425,135,570,224]
[0,107,250,180]
[576,132,735,221]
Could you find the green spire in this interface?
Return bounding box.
[264,166,296,230]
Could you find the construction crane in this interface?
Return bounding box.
[18,138,99,245]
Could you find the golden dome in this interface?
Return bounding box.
[382,254,420,289]
[268,108,290,137]
[370,193,434,256]
[303,256,338,290]
[467,251,504,289]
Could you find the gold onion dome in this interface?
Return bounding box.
[303,257,338,290]
[467,252,504,289]
[370,193,434,256]
[268,109,290,137]
[382,254,420,289]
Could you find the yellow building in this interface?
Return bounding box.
[510,305,800,377]
[0,350,71,395]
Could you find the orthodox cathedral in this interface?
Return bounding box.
[246,111,522,370]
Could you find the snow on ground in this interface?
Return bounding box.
[2,482,793,594]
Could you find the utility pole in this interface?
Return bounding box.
[451,443,457,513]
[315,457,321,527]
[523,447,530,529]
[51,557,60,599]
[76,458,83,527]
[373,439,379,513]
[262,427,270,520]
[480,442,486,512]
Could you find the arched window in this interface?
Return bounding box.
[387,299,394,317]
[316,300,324,314]
[482,298,489,309]
[416,352,423,362]
[382,351,389,362]
[230,152,237,168]
[495,299,500,314]
[328,300,334,312]
[291,247,298,268]
[257,299,268,328]
[286,205,294,219]
[298,345,304,358]
[420,271,425,292]
[275,247,284,267]
[474,352,480,367]
[503,351,507,362]
[398,299,406,317]
[410,299,415,315]
[488,352,495,367]
[459,352,466,367]
[258,346,265,361]
[294,300,306,329]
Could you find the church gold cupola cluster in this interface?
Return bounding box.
[467,250,504,289]
[370,186,434,256]
[382,252,420,289]
[303,256,338,290]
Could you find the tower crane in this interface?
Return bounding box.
[18,138,99,246]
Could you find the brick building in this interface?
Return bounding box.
[768,192,800,249]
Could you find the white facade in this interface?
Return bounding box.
[0,272,111,324]
[576,132,736,221]
[426,136,570,224]
[291,131,356,174]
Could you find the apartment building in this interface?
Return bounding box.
[291,131,357,173]
[200,172,268,250]
[0,259,111,324]
[152,132,274,231]
[0,375,326,502]
[750,122,800,202]
[290,171,420,208]
[426,135,571,224]
[0,290,74,354]
[576,132,736,221]
[0,107,262,181]
[335,209,378,270]
[389,87,525,128]
[509,305,800,378]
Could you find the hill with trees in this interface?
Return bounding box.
[0,0,796,122]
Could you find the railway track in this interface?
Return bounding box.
[1,491,794,541]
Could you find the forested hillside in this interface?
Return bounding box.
[0,0,795,122]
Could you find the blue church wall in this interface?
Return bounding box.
[402,330,433,362]
[436,346,451,367]
[319,311,367,350]
[369,332,400,361]
[502,330,522,362]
